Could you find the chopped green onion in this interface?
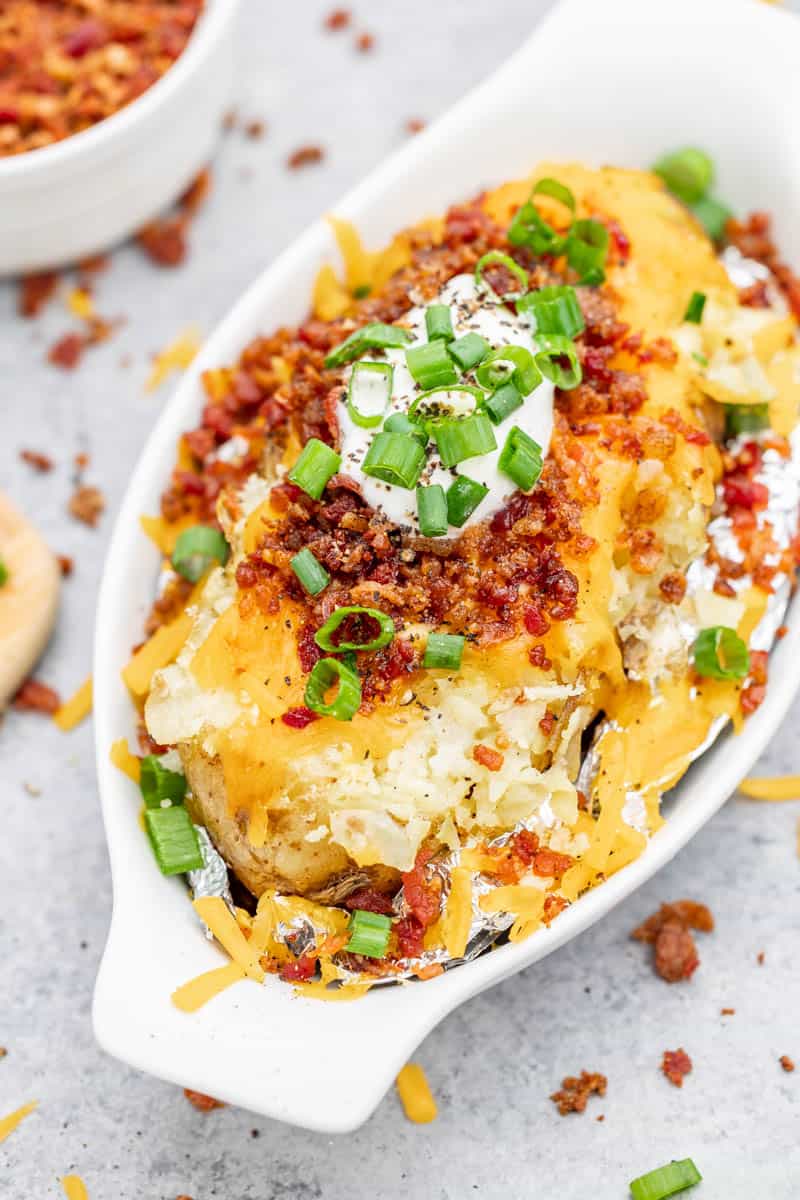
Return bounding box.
[692,351,709,367]
[474,251,529,301]
[507,177,575,256]
[683,292,706,324]
[566,219,609,284]
[346,909,392,958]
[423,631,465,670]
[448,332,490,372]
[535,335,583,390]
[353,283,371,300]
[475,345,542,396]
[314,605,394,652]
[690,195,732,243]
[653,147,714,204]
[384,411,429,446]
[0,558,8,587]
[288,437,342,500]
[416,484,449,537]
[425,304,454,342]
[725,403,770,437]
[139,755,187,809]
[172,525,230,583]
[629,1158,702,1200]
[145,805,203,875]
[483,380,523,425]
[446,475,489,526]
[518,285,585,339]
[409,384,483,427]
[498,425,544,493]
[406,339,459,389]
[324,322,413,368]
[304,655,362,721]
[362,431,426,489]
[290,547,330,596]
[434,412,497,468]
[346,361,393,428]
[532,177,576,214]
[693,626,750,680]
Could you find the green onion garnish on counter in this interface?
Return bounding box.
[446,475,489,526]
[0,557,8,587]
[629,1158,702,1200]
[362,431,426,488]
[434,411,497,468]
[384,411,429,446]
[683,291,706,324]
[476,345,542,396]
[290,547,330,596]
[145,806,203,875]
[324,322,412,368]
[416,484,449,537]
[171,525,230,583]
[406,339,459,389]
[535,334,583,390]
[425,304,454,342]
[314,605,394,652]
[447,332,490,372]
[566,218,609,284]
[474,251,529,301]
[518,285,585,339]
[725,403,770,437]
[346,909,392,958]
[483,381,523,426]
[139,755,187,809]
[304,655,362,720]
[498,425,544,493]
[653,147,714,204]
[346,361,393,428]
[423,631,465,671]
[288,437,341,500]
[693,625,750,680]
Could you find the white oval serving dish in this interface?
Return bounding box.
[0,0,241,277]
[93,0,800,1133]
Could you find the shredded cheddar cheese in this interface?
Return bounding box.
[396,1064,437,1124]
[172,961,246,1013]
[0,1101,37,1144]
[109,738,141,783]
[146,327,201,392]
[192,897,265,982]
[53,675,93,731]
[66,288,95,321]
[140,512,197,556]
[122,610,193,700]
[61,1176,89,1200]
[739,776,800,800]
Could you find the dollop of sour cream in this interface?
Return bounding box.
[337,273,554,533]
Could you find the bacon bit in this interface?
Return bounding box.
[355,31,375,51]
[661,408,711,446]
[68,484,105,528]
[57,555,74,577]
[776,624,789,640]
[324,8,351,29]
[414,962,444,981]
[543,894,568,924]
[77,253,110,276]
[532,849,574,878]
[280,706,319,729]
[401,848,442,929]
[632,900,714,941]
[406,117,426,134]
[550,1070,607,1116]
[659,572,687,604]
[528,644,553,670]
[757,951,766,965]
[539,710,556,736]
[723,474,770,511]
[344,887,394,915]
[279,951,318,982]
[632,900,712,983]
[661,1048,692,1088]
[74,451,89,471]
[393,915,425,958]
[721,1007,735,1015]
[19,271,59,318]
[287,145,325,170]
[523,604,551,636]
[473,743,504,772]
[180,168,212,217]
[19,449,54,472]
[244,119,266,140]
[13,679,61,713]
[183,1089,224,1112]
[780,1055,795,1073]
[606,218,631,263]
[48,332,86,370]
[137,215,188,267]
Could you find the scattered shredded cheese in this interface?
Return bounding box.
[146,327,202,392]
[66,288,95,321]
[53,676,93,731]
[441,867,473,959]
[61,1176,89,1200]
[109,739,141,783]
[171,961,246,1013]
[739,776,800,801]
[192,896,265,982]
[0,1101,37,1144]
[122,611,193,700]
[139,512,197,556]
[396,1064,437,1124]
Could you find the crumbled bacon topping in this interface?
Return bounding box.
[183,1089,224,1112]
[18,271,58,317]
[632,900,713,983]
[20,449,54,472]
[550,1070,607,1115]
[69,484,105,527]
[780,1055,795,1073]
[287,145,325,170]
[661,1048,692,1088]
[13,679,61,713]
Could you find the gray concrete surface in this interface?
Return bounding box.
[1,1,799,1196]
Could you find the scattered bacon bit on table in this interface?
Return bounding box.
[19,449,54,473]
[57,555,74,577]
[355,31,375,51]
[721,1007,735,1016]
[631,900,713,983]
[726,210,800,319]
[779,1055,795,1073]
[661,1048,693,1088]
[757,951,765,965]
[183,1088,224,1112]
[287,144,325,170]
[406,117,426,134]
[13,679,61,714]
[136,167,212,267]
[550,1070,607,1115]
[18,271,58,318]
[324,8,351,29]
[473,743,504,771]
[244,119,265,140]
[68,484,105,527]
[48,332,86,370]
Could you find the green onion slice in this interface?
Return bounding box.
[416,484,449,537]
[507,177,575,256]
[683,291,706,324]
[424,631,465,670]
[690,195,732,243]
[447,332,490,372]
[725,403,770,438]
[629,1158,702,1200]
[288,437,342,501]
[653,147,714,204]
[475,345,542,396]
[145,806,203,875]
[290,547,330,596]
[693,626,750,680]
[434,412,497,468]
[409,384,484,428]
[346,361,393,428]
[535,335,583,390]
[474,251,529,301]
[446,475,489,527]
[566,219,609,284]
[384,411,429,446]
[140,756,187,809]
[304,655,362,721]
[362,431,426,489]
[346,909,392,958]
[498,425,544,493]
[0,558,8,587]
[314,605,395,652]
[406,339,459,389]
[324,322,413,368]
[172,525,230,583]
[518,285,585,339]
[483,381,523,426]
[425,304,454,342]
